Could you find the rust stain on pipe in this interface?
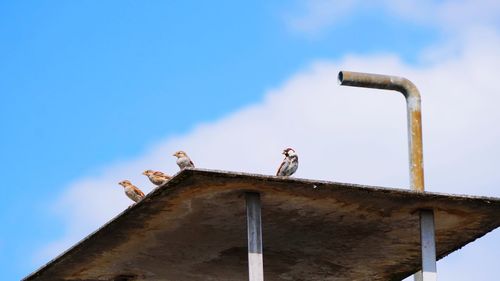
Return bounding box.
[338,71,425,192]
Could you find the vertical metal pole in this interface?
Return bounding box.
[406,94,425,192]
[338,71,437,280]
[415,210,437,281]
[337,71,425,191]
[246,192,264,281]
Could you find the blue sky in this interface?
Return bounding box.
[1,1,500,280]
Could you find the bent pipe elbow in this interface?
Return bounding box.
[337,71,421,109]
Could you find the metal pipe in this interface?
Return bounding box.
[338,71,425,192]
[246,192,264,281]
[338,71,434,281]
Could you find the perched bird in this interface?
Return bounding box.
[173,150,195,170]
[118,180,145,203]
[143,170,171,186]
[276,148,299,177]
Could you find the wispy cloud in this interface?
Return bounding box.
[34,27,500,280]
[285,0,500,35]
[284,0,359,35]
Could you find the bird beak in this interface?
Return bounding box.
[172,153,176,157]
[142,171,146,175]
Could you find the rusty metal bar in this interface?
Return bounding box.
[246,192,264,281]
[338,71,436,281]
[338,71,424,192]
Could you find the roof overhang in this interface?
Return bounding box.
[25,169,500,281]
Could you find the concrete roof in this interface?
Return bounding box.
[25,169,500,281]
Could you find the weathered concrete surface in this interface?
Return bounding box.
[24,169,500,281]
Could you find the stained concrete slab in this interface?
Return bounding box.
[24,169,500,281]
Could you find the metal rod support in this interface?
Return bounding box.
[338,71,436,281]
[338,71,425,192]
[420,210,437,281]
[246,192,264,281]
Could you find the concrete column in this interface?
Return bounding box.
[246,192,264,281]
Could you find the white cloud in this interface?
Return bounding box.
[285,0,500,35]
[284,0,359,35]
[33,27,500,280]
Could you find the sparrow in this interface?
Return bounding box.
[118,180,145,203]
[142,170,171,186]
[276,148,299,177]
[173,150,195,170]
